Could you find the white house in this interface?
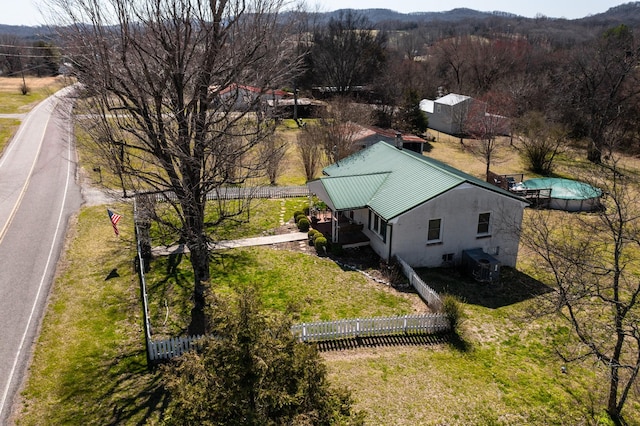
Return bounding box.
[307,141,528,271]
[420,93,473,135]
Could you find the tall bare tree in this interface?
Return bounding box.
[0,34,25,77]
[258,133,286,186]
[465,93,512,181]
[557,24,640,164]
[309,10,386,94]
[296,125,322,182]
[55,0,300,334]
[315,97,371,164]
[521,160,640,425]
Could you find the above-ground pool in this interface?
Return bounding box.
[517,177,603,212]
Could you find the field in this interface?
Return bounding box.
[0,76,68,114]
[0,76,69,153]
[11,82,640,424]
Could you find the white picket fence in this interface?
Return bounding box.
[145,185,310,202]
[148,335,204,362]
[148,314,450,361]
[290,313,449,342]
[396,256,444,312]
[138,217,450,361]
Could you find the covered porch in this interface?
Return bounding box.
[310,208,370,249]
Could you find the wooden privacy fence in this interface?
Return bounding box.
[291,313,449,343]
[396,256,444,312]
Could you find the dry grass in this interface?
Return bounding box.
[273,127,309,185]
[0,76,69,114]
[0,76,63,91]
[426,132,528,179]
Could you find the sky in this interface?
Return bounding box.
[0,0,630,26]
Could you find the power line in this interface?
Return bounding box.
[0,53,61,59]
[0,43,58,49]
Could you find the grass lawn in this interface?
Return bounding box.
[16,109,640,424]
[322,262,634,425]
[0,118,21,153]
[16,205,166,425]
[149,197,310,246]
[18,204,637,424]
[145,246,421,338]
[0,77,71,155]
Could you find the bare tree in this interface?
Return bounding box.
[295,126,322,182]
[309,10,386,94]
[0,34,25,77]
[55,0,300,335]
[556,24,640,164]
[258,133,286,186]
[465,93,512,181]
[515,111,565,175]
[434,36,470,94]
[316,97,371,164]
[521,160,640,425]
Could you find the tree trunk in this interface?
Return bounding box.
[187,238,210,336]
[587,139,602,163]
[184,198,210,336]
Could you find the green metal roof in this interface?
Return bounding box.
[320,172,390,210]
[312,141,526,220]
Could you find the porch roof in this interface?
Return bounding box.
[319,172,389,211]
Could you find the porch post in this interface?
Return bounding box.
[332,210,338,243]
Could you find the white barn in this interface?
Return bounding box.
[420,93,473,135]
[308,141,528,270]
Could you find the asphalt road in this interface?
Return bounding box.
[0,86,83,424]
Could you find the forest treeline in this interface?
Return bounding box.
[2,2,640,163]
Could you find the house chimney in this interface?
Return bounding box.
[395,132,403,150]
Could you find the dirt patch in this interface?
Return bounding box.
[78,167,121,207]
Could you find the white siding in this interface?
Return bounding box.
[385,183,525,268]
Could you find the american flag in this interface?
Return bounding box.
[107,209,122,236]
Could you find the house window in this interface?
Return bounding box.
[436,104,442,113]
[427,218,442,242]
[477,212,491,235]
[442,253,454,263]
[369,210,387,242]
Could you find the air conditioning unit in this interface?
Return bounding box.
[462,248,501,283]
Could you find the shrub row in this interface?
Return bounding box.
[308,229,327,252]
[293,210,310,231]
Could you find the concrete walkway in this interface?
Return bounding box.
[151,232,308,256]
[0,113,27,119]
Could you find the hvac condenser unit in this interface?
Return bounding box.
[462,248,501,283]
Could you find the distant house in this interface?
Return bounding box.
[349,124,427,154]
[266,97,327,119]
[215,84,290,111]
[307,141,528,271]
[420,93,473,135]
